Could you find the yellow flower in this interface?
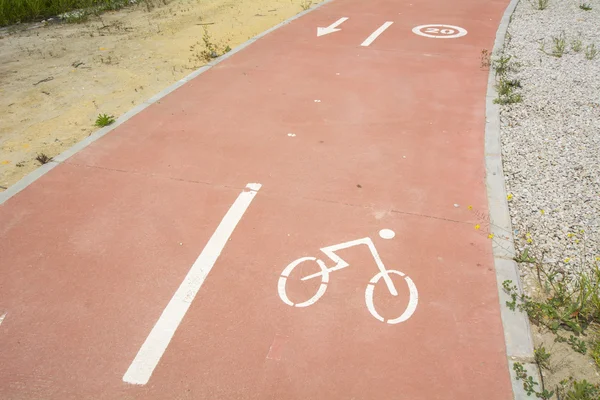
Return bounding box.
[567,233,574,238]
[580,229,585,234]
[526,232,531,238]
[0,160,9,165]
[596,256,600,262]
[575,239,580,244]
[564,257,570,263]
[507,194,514,201]
[488,233,495,239]
[468,205,473,210]
[527,238,533,244]
[540,209,545,215]
[475,224,481,230]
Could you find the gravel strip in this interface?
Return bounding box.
[499,0,600,276]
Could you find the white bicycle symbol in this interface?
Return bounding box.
[277,229,418,324]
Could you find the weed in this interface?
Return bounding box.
[515,247,536,263]
[557,378,600,399]
[503,280,520,311]
[567,335,587,354]
[95,113,115,127]
[200,26,218,61]
[35,153,52,165]
[551,33,567,57]
[579,2,592,10]
[494,78,522,105]
[513,362,538,396]
[532,0,549,10]
[534,346,552,370]
[16,161,25,167]
[506,231,600,398]
[480,49,491,69]
[571,38,583,53]
[492,54,516,76]
[585,44,598,60]
[591,336,600,368]
[300,0,312,10]
[491,53,523,104]
[513,362,554,399]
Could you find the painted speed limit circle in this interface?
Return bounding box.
[412,24,468,39]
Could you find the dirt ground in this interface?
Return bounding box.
[0,0,320,191]
[532,324,600,393]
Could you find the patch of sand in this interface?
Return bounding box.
[532,325,600,393]
[0,0,320,190]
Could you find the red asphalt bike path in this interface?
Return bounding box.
[0,0,515,398]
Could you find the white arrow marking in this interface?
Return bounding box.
[317,17,349,37]
[361,21,394,47]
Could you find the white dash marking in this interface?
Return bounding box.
[361,21,394,47]
[123,183,262,385]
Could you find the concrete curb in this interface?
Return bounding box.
[0,0,335,206]
[484,0,539,398]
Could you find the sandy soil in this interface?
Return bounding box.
[0,0,320,190]
[532,324,600,393]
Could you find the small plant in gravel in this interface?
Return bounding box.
[491,53,522,104]
[492,54,519,76]
[95,113,115,127]
[571,38,584,53]
[494,78,522,104]
[579,2,592,10]
[532,0,549,10]
[584,44,598,60]
[551,33,567,57]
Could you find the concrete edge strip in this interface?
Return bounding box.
[484,0,539,398]
[0,0,335,206]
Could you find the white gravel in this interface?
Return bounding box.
[498,0,600,271]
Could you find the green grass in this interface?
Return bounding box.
[0,0,134,27]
